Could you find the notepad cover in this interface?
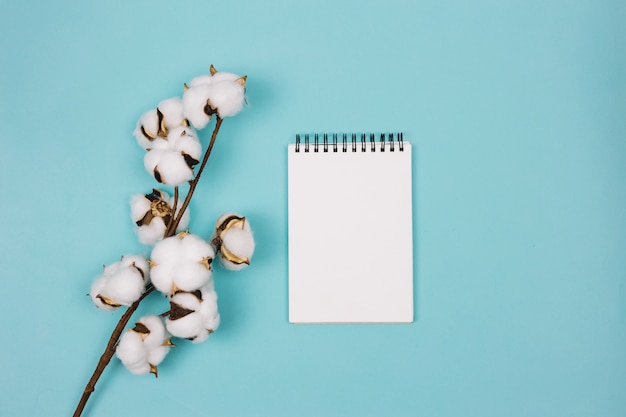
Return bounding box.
[287,141,414,323]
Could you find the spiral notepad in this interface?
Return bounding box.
[288,133,414,323]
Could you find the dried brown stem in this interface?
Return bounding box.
[73,117,224,417]
[166,116,223,236]
[169,186,179,232]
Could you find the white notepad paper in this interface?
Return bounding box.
[288,134,414,323]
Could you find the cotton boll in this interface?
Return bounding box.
[150,233,214,295]
[116,316,171,377]
[165,292,205,340]
[90,257,148,311]
[133,99,187,150]
[144,130,201,186]
[157,97,186,130]
[182,84,213,129]
[211,213,255,271]
[183,69,247,126]
[144,148,194,186]
[206,80,246,118]
[99,268,145,306]
[165,285,219,343]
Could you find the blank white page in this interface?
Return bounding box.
[288,139,413,323]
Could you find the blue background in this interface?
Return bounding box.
[1,0,625,416]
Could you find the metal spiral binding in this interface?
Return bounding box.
[294,133,404,153]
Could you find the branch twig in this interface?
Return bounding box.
[166,116,223,236]
[73,116,224,417]
[170,186,179,231]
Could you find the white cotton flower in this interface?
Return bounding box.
[130,189,190,245]
[133,97,188,149]
[165,284,220,343]
[144,127,201,186]
[211,213,255,271]
[150,232,215,295]
[144,147,193,186]
[90,255,149,311]
[183,66,247,126]
[116,315,173,377]
[206,79,246,118]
